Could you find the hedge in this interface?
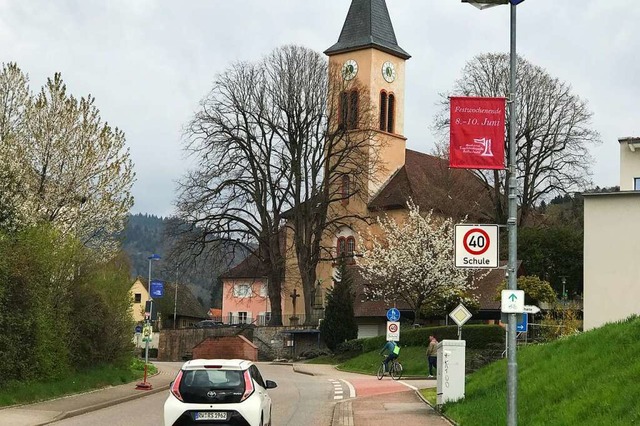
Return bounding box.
[358,324,504,353]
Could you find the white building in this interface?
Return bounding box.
[583,137,640,330]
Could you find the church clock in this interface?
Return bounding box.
[382,61,397,83]
[342,59,358,81]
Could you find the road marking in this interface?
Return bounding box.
[329,379,344,400]
[399,381,417,391]
[340,379,356,398]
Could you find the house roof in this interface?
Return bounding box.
[368,149,494,222]
[159,282,208,319]
[324,0,410,59]
[220,253,270,279]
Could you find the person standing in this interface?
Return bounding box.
[426,335,438,378]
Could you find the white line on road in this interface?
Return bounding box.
[340,379,356,398]
[399,381,417,391]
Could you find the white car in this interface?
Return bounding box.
[164,359,277,426]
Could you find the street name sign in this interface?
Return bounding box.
[501,289,525,313]
[454,224,499,268]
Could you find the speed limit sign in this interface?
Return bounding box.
[455,224,499,268]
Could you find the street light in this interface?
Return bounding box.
[136,253,160,391]
[461,1,524,425]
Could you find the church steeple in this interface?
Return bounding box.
[324,0,410,59]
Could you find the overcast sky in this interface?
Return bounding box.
[1,0,637,217]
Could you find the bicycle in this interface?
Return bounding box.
[377,357,403,380]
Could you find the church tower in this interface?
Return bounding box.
[324,0,410,198]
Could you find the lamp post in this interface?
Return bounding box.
[461,1,524,424]
[137,253,160,391]
[173,269,178,330]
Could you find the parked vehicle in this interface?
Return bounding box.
[164,358,277,426]
[194,320,224,328]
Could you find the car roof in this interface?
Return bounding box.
[181,359,253,371]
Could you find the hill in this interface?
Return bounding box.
[441,316,640,425]
[120,213,244,309]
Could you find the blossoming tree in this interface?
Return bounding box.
[357,202,479,323]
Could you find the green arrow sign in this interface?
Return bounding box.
[509,293,517,302]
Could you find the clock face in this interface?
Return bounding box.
[382,61,397,83]
[342,59,358,81]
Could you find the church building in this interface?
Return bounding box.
[221,0,497,337]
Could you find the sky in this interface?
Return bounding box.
[1,0,637,217]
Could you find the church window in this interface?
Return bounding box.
[379,91,388,131]
[387,94,395,133]
[341,174,350,205]
[336,236,356,262]
[346,236,356,256]
[379,91,395,133]
[339,90,359,130]
[337,237,346,258]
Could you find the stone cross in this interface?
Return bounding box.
[290,289,300,318]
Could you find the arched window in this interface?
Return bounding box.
[346,236,356,256]
[379,91,395,133]
[387,93,395,133]
[337,237,346,258]
[339,90,359,130]
[341,174,350,205]
[379,91,388,131]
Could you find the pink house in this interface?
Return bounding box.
[220,253,279,326]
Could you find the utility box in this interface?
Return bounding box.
[436,339,466,405]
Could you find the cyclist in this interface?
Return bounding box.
[380,340,400,373]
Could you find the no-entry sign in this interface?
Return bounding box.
[455,224,499,268]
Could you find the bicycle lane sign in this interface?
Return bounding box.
[386,321,400,342]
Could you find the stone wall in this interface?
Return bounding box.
[158,325,322,361]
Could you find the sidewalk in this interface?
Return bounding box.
[0,363,177,426]
[293,364,454,426]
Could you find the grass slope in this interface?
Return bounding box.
[444,316,640,425]
[0,358,156,406]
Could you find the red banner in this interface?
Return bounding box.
[449,97,506,169]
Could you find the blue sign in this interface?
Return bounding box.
[150,280,164,298]
[386,308,400,322]
[516,312,528,332]
[135,325,142,334]
[510,0,526,4]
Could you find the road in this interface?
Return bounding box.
[49,363,345,426]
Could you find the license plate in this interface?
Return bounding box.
[194,411,227,420]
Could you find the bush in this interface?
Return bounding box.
[335,339,364,354]
[298,348,332,359]
[358,324,504,352]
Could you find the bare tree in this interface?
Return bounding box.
[266,46,379,323]
[433,53,601,225]
[176,52,291,324]
[176,45,381,324]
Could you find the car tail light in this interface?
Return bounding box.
[171,370,184,402]
[240,370,254,401]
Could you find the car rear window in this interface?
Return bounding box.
[179,369,245,404]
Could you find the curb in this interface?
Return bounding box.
[414,390,457,426]
[44,384,170,425]
[291,364,316,376]
[331,400,354,426]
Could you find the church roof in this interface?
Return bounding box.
[324,0,411,59]
[368,149,494,222]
